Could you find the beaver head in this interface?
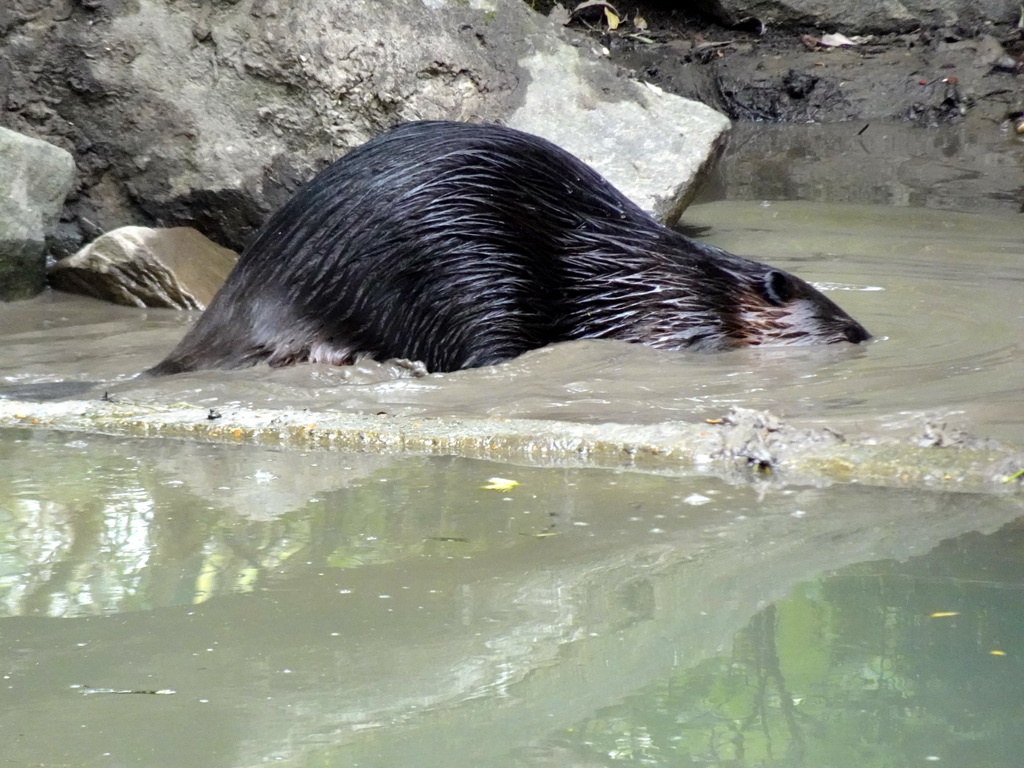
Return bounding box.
[734,266,870,346]
[559,231,869,354]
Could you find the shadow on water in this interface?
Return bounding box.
[1,429,1022,767]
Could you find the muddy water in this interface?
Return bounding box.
[0,429,1021,767]
[1,429,1022,767]
[2,202,1021,443]
[3,124,1022,443]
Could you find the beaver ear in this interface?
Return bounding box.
[760,270,797,307]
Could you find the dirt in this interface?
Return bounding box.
[559,4,1024,128]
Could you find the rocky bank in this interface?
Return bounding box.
[1,0,1021,302]
[1,0,732,301]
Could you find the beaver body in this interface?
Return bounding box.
[148,121,869,376]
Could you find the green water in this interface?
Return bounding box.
[1,428,1021,767]
[549,549,1024,768]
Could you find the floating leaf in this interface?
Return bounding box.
[929,611,959,618]
[482,477,519,491]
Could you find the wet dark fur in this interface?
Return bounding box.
[149,121,869,375]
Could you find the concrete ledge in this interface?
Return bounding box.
[2,398,1020,494]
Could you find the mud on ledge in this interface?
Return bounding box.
[1,398,1021,495]
[565,4,1024,128]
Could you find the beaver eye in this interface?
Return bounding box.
[761,270,796,307]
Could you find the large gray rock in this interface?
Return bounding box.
[0,127,76,301]
[696,0,1016,33]
[0,0,729,267]
[48,226,239,309]
[508,53,729,224]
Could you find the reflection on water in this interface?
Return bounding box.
[1,429,1021,767]
[545,529,1024,768]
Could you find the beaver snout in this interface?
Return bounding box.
[842,318,871,344]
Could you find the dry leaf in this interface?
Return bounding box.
[569,0,620,21]
[819,32,858,47]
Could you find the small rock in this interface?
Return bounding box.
[48,226,238,309]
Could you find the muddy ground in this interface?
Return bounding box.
[561,4,1024,128]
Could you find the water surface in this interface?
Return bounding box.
[2,429,1021,767]
[2,200,1020,444]
[1,115,1021,768]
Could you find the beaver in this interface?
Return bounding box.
[148,121,869,376]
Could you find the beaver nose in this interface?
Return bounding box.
[844,321,871,344]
